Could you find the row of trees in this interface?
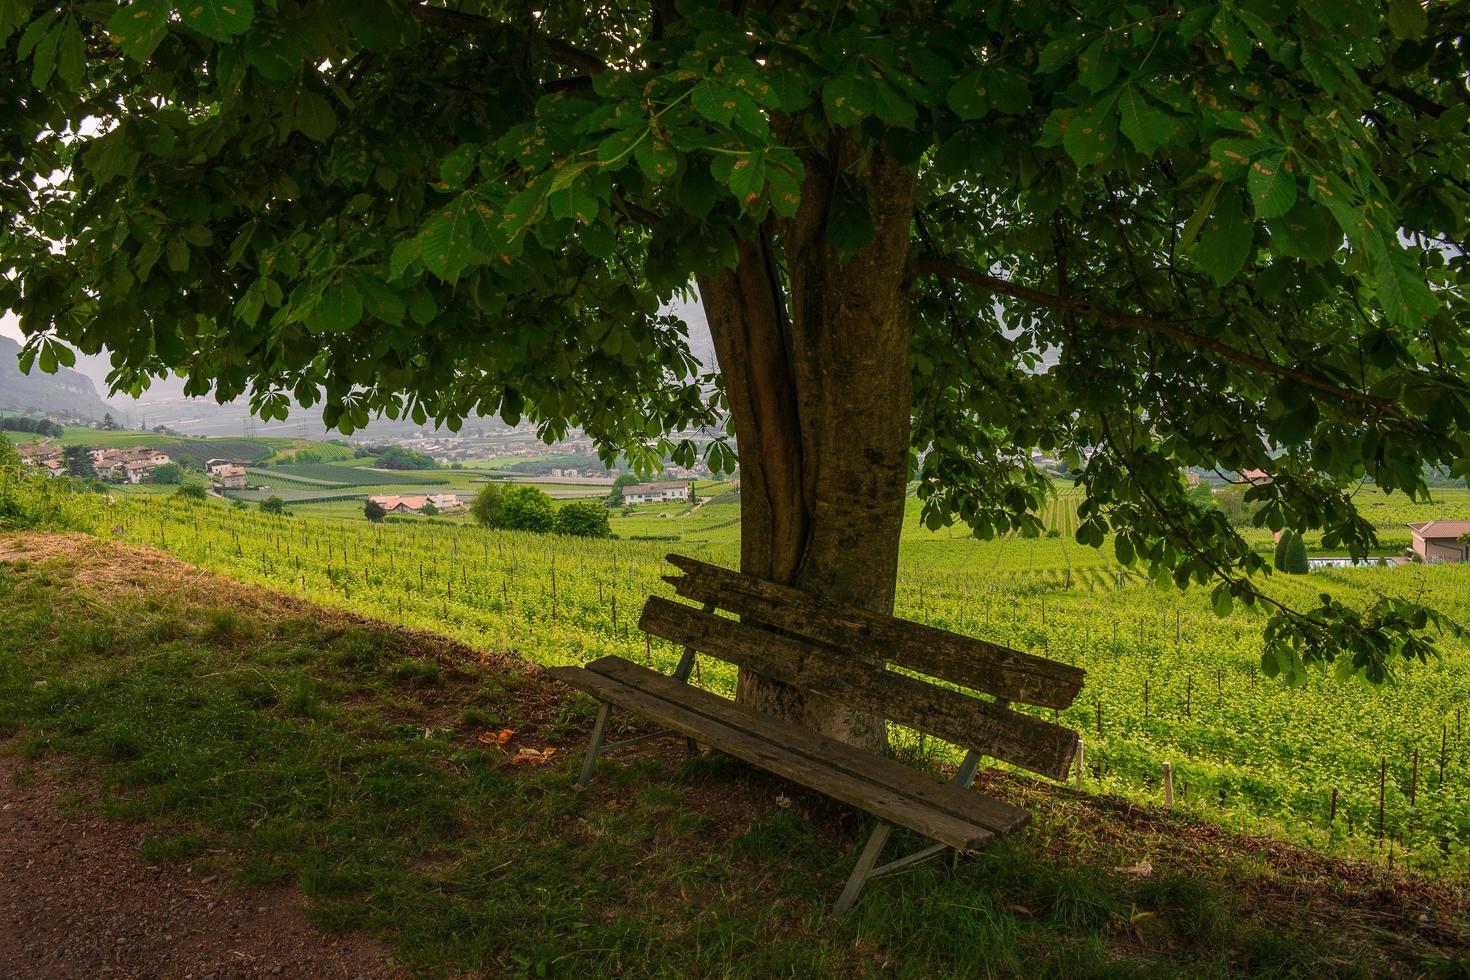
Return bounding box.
[0,416,63,438]
[471,484,611,539]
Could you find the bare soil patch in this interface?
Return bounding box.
[0,754,404,979]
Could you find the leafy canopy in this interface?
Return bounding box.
[3,0,1470,681]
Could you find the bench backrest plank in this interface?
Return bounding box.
[640,596,1080,780]
[664,554,1083,710]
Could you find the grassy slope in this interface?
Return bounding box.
[1,533,1466,978]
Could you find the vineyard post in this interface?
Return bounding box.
[1185,675,1192,719]
[1095,701,1103,737]
[551,561,558,622]
[1410,747,1418,806]
[612,593,618,637]
[1162,761,1174,807]
[1329,787,1337,824]
[1074,739,1084,789]
[1377,757,1387,842]
[1174,610,1180,644]
[1144,677,1150,720]
[1440,724,1448,787]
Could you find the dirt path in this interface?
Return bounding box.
[0,755,404,979]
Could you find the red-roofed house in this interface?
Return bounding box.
[1407,520,1470,563]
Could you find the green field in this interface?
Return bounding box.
[20,478,1464,879]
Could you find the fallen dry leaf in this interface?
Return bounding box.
[478,728,516,745]
[511,747,557,765]
[1115,860,1153,877]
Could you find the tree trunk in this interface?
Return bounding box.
[697,143,916,750]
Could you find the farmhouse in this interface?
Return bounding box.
[623,481,691,505]
[213,464,248,490]
[1406,520,1470,564]
[90,447,173,483]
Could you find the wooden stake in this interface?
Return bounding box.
[1377,757,1387,840]
[1410,747,1418,805]
[1075,740,1085,789]
[1186,675,1192,719]
[1329,787,1337,824]
[1162,762,1175,807]
[1096,700,1103,737]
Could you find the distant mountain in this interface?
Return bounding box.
[0,336,115,421]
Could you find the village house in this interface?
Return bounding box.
[89,447,173,483]
[1406,520,1470,564]
[212,464,248,490]
[366,493,464,515]
[623,481,691,505]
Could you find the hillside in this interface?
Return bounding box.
[0,532,1465,977]
[0,336,114,421]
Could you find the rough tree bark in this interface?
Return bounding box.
[697,142,917,750]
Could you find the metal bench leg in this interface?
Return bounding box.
[833,821,892,916]
[835,749,988,912]
[572,702,612,791]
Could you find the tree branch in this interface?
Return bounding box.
[409,4,610,75]
[915,253,1402,416]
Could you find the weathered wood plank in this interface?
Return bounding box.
[662,554,1084,709]
[581,655,1030,836]
[550,660,1025,846]
[639,596,1080,780]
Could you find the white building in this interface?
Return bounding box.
[624,481,691,505]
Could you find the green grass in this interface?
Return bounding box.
[0,535,1466,977]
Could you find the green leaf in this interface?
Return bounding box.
[1211,9,1251,68]
[30,19,59,89]
[294,91,337,141]
[1266,201,1338,263]
[596,128,643,167]
[308,281,363,333]
[634,137,678,182]
[1387,0,1428,39]
[1062,99,1118,170]
[677,166,718,219]
[1211,584,1233,617]
[177,0,254,42]
[55,17,84,90]
[1118,87,1171,157]
[1247,151,1296,218]
[726,151,767,210]
[420,199,478,280]
[1179,181,1223,249]
[690,80,737,127]
[389,237,420,278]
[438,143,479,189]
[945,67,989,121]
[1076,37,1118,92]
[1375,249,1439,327]
[823,62,872,127]
[870,77,916,127]
[1192,186,1253,286]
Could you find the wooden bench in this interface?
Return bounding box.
[548,554,1084,915]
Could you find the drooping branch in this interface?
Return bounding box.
[915,253,1403,417]
[409,3,611,75]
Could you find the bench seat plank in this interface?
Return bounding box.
[640,596,1080,780]
[550,657,1030,846]
[664,555,1084,710]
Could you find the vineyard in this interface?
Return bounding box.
[23,481,1470,876]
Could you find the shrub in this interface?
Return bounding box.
[499,485,554,532]
[470,483,503,528]
[174,483,207,500]
[151,462,183,484]
[364,498,386,522]
[1273,531,1309,574]
[553,500,613,538]
[260,495,286,514]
